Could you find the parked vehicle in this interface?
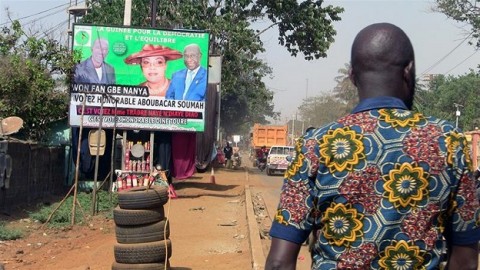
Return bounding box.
[266,145,294,176]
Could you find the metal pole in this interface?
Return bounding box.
[150,0,157,27]
[291,116,295,145]
[216,84,221,142]
[454,103,462,129]
[123,0,132,26]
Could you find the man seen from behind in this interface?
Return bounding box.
[265,23,480,270]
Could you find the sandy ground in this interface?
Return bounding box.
[0,168,252,270]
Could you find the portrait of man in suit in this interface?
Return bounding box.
[165,43,207,101]
[74,38,116,85]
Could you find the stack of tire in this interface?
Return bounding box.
[112,185,171,270]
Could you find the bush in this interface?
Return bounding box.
[0,221,24,240]
[29,190,118,228]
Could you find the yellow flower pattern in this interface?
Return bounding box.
[319,127,365,173]
[378,109,424,128]
[445,131,462,166]
[383,163,429,209]
[322,203,363,247]
[379,240,425,269]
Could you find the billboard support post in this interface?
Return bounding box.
[123,0,132,26]
[91,94,106,215]
[150,0,157,28]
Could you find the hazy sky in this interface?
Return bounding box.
[258,0,479,122]
[2,0,479,123]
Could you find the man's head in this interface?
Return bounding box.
[91,38,109,68]
[349,23,416,109]
[183,44,201,71]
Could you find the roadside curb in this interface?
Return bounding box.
[245,169,266,270]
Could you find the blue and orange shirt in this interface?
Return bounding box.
[270,97,480,269]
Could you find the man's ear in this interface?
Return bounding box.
[403,61,415,84]
[348,67,357,87]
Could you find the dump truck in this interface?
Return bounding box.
[250,124,289,167]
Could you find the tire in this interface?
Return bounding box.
[112,261,170,270]
[195,162,210,173]
[266,168,271,176]
[116,219,170,244]
[113,206,164,226]
[118,186,169,209]
[114,240,172,264]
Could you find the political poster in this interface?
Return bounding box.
[70,24,210,132]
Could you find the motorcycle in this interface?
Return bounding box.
[257,153,267,172]
[232,152,242,169]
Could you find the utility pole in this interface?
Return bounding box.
[291,116,295,146]
[454,103,463,129]
[150,0,157,27]
[306,78,308,100]
[123,0,132,26]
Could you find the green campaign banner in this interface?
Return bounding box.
[69,24,210,132]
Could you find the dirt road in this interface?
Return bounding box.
[0,164,316,270]
[0,167,278,270]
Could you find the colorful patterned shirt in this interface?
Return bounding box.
[270,96,480,269]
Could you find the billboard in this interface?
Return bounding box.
[69,24,210,132]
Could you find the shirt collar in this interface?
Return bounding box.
[351,96,408,114]
[189,66,200,75]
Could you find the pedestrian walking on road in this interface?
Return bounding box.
[223,142,233,169]
[265,22,480,270]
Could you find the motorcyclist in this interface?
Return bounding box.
[232,146,242,168]
[257,145,268,165]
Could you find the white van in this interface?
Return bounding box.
[266,145,294,176]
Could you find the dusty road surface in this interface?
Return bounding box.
[0,168,255,270]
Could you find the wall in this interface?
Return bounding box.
[0,140,67,213]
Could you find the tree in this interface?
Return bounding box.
[0,21,78,141]
[332,63,357,115]
[296,63,356,128]
[298,94,345,128]
[415,72,480,130]
[80,0,344,135]
[434,0,480,49]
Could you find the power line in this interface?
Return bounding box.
[418,32,472,77]
[0,1,72,26]
[36,18,70,40]
[443,50,479,74]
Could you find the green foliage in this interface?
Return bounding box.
[298,94,346,127]
[0,21,78,141]
[332,63,357,115]
[29,190,117,228]
[80,0,343,135]
[415,72,480,130]
[0,221,24,240]
[298,63,357,127]
[257,0,344,60]
[435,0,480,50]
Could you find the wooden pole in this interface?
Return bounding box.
[71,93,87,225]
